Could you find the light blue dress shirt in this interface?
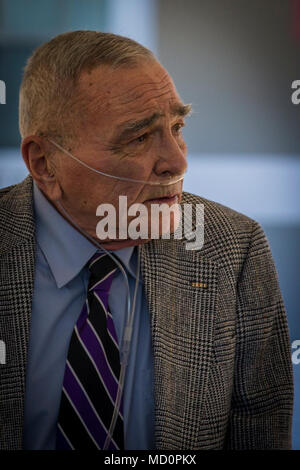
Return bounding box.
[23,182,155,450]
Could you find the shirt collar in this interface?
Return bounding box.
[33,181,137,288]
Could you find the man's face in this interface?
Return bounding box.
[52,59,189,249]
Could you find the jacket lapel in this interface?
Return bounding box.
[140,238,218,449]
[0,176,35,450]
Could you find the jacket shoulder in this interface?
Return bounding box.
[0,175,33,206]
[0,175,35,252]
[181,191,266,265]
[182,191,256,229]
[0,182,19,198]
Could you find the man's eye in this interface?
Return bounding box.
[133,133,148,144]
[173,123,185,134]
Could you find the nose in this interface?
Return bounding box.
[153,130,188,178]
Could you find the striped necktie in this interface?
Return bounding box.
[56,252,124,450]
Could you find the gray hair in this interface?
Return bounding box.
[19,30,155,143]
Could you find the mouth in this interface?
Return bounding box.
[144,193,179,204]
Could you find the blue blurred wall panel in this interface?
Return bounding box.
[264,225,300,342]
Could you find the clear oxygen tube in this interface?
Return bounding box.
[50,132,183,447]
[48,138,185,187]
[57,200,141,450]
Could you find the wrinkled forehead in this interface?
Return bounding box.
[77,60,181,121]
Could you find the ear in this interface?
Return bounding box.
[21,135,62,201]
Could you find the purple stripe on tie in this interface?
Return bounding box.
[56,425,73,450]
[76,321,119,402]
[108,439,116,450]
[63,362,117,450]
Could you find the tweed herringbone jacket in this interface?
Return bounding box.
[0,175,294,450]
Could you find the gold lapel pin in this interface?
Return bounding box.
[191,282,207,288]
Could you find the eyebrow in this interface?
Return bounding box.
[115,103,192,142]
[170,103,193,117]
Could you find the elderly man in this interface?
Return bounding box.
[0,31,294,450]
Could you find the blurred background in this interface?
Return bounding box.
[0,0,299,449]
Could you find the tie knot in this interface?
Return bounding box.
[88,252,118,293]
